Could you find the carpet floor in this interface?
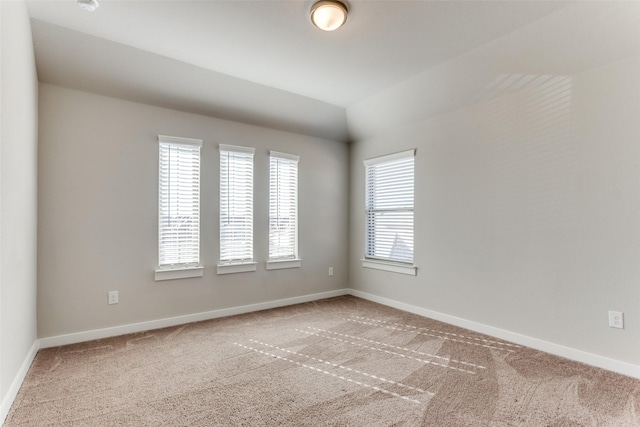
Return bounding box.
[5,296,640,426]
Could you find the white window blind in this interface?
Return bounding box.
[158,135,202,268]
[269,151,299,261]
[220,144,254,263]
[364,149,415,264]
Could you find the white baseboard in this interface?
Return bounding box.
[39,288,350,349]
[8,286,637,426]
[349,289,640,380]
[3,290,349,424]
[0,340,39,425]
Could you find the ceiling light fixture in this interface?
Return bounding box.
[77,0,99,12]
[310,0,348,32]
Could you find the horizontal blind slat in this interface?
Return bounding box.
[220,148,254,262]
[269,155,298,260]
[158,140,201,267]
[364,153,414,263]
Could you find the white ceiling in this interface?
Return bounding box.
[26,0,576,141]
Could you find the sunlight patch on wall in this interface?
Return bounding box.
[473,74,577,236]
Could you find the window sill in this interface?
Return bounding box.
[361,259,417,276]
[266,259,302,270]
[155,266,204,281]
[217,261,257,275]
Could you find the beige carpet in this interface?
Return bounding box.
[6,296,640,426]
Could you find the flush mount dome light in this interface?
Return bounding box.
[310,0,348,32]
[77,0,99,12]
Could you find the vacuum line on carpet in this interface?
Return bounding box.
[234,343,423,404]
[351,316,522,349]
[345,319,515,353]
[248,339,435,396]
[307,327,486,370]
[295,329,476,374]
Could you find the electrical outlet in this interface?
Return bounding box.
[108,290,119,305]
[329,267,334,276]
[608,310,623,329]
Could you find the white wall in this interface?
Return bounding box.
[348,2,640,369]
[0,0,39,417]
[38,84,349,339]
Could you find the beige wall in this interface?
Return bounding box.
[0,0,39,413]
[348,3,640,367]
[37,84,349,338]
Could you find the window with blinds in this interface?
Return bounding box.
[364,149,415,264]
[219,144,254,266]
[158,135,202,269]
[269,152,299,262]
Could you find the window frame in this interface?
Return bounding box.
[362,149,417,276]
[155,135,204,281]
[267,151,301,270]
[217,143,256,275]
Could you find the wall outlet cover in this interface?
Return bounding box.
[108,290,119,305]
[608,310,623,329]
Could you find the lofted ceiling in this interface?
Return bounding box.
[26,0,574,142]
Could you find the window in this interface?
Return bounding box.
[218,144,256,274]
[267,151,301,270]
[363,149,417,275]
[156,135,203,281]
